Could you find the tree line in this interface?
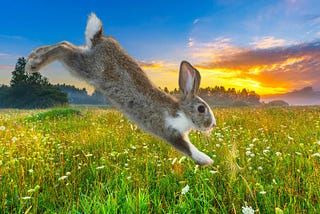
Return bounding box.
[0,57,262,109]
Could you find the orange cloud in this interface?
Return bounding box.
[194,41,320,94]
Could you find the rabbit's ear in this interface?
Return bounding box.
[179,61,201,99]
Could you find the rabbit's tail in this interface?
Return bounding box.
[85,13,103,48]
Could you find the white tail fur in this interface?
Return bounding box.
[85,13,102,48]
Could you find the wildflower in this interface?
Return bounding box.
[295,152,302,156]
[215,143,221,147]
[85,153,93,157]
[210,170,219,174]
[317,140,320,146]
[259,190,266,195]
[275,152,282,156]
[66,172,71,176]
[22,196,32,200]
[181,184,190,195]
[0,126,5,131]
[252,138,257,143]
[12,137,18,142]
[242,202,254,214]
[288,136,293,140]
[249,144,254,148]
[263,149,270,154]
[312,153,320,157]
[178,156,186,163]
[246,151,251,156]
[58,176,68,181]
[96,165,105,170]
[171,157,177,165]
[28,169,34,173]
[257,166,263,170]
[130,145,136,150]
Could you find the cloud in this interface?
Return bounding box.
[250,36,287,49]
[193,18,200,24]
[195,40,320,94]
[138,60,177,74]
[0,65,14,69]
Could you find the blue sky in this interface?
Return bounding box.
[1,0,320,94]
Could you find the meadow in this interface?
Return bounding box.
[0,106,319,213]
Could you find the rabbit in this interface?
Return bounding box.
[25,13,216,166]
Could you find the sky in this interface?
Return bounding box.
[1,0,320,95]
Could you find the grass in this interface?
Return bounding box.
[0,106,319,213]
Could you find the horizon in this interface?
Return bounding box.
[1,0,320,96]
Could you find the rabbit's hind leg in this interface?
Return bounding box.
[25,41,77,74]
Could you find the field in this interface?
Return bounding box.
[0,106,320,213]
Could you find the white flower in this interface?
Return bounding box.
[28,169,34,173]
[58,176,68,181]
[178,156,186,163]
[317,140,320,146]
[288,136,293,140]
[263,149,270,154]
[257,166,263,170]
[249,144,254,148]
[242,203,254,214]
[0,126,5,131]
[171,157,177,165]
[12,137,18,142]
[246,151,251,156]
[22,196,32,200]
[252,138,258,143]
[181,184,190,195]
[312,153,320,157]
[66,172,71,176]
[295,152,302,156]
[96,165,105,170]
[210,170,219,174]
[275,152,282,156]
[259,190,267,195]
[85,153,93,157]
[130,145,136,150]
[215,143,221,147]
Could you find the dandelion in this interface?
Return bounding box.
[181,184,190,195]
[242,202,254,214]
[58,176,68,181]
[96,165,105,170]
[0,126,5,131]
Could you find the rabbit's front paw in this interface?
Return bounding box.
[191,150,213,166]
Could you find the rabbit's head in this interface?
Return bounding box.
[178,61,216,132]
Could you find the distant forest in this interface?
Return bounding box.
[0,57,265,109]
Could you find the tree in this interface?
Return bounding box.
[10,57,28,86]
[0,57,68,109]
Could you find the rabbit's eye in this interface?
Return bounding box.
[197,105,206,113]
